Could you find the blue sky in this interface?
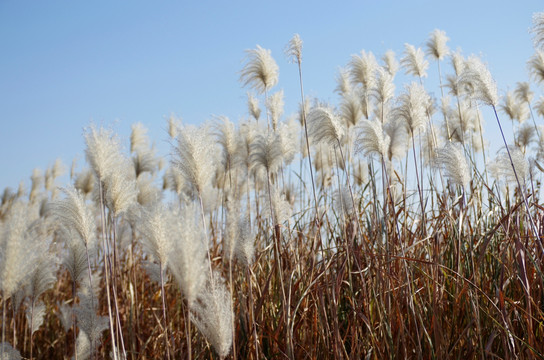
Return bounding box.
[0,1,542,191]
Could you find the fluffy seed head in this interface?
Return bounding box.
[401,43,429,78]
[240,45,279,94]
[435,142,470,187]
[307,106,345,146]
[426,29,450,61]
[355,120,390,159]
[458,56,498,106]
[382,50,399,77]
[349,50,378,91]
[514,81,534,104]
[285,33,303,64]
[394,82,430,135]
[530,12,544,49]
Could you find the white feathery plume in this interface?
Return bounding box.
[307,106,345,146]
[334,186,355,216]
[240,45,279,94]
[62,229,90,285]
[25,301,46,335]
[340,91,363,128]
[535,96,544,118]
[435,142,470,187]
[528,50,544,85]
[213,116,239,176]
[426,29,450,61]
[382,50,399,78]
[29,168,43,202]
[285,33,303,64]
[190,272,233,360]
[263,186,292,227]
[137,203,177,272]
[46,187,95,248]
[132,146,159,178]
[499,91,530,123]
[136,174,162,207]
[172,124,217,199]
[130,122,150,153]
[249,131,283,177]
[371,67,396,107]
[516,122,536,150]
[278,118,299,165]
[84,125,124,182]
[267,90,284,131]
[450,50,466,77]
[73,285,110,359]
[247,93,261,122]
[489,146,530,184]
[168,204,208,307]
[104,163,138,217]
[355,119,390,159]
[384,118,409,161]
[458,55,498,106]
[349,50,378,91]
[514,82,534,104]
[530,12,544,49]
[74,169,94,197]
[394,82,430,135]
[401,43,429,79]
[167,114,182,139]
[335,67,352,95]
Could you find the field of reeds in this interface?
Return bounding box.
[3,14,544,360]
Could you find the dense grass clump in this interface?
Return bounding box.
[3,15,544,360]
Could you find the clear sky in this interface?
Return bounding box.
[0,1,542,191]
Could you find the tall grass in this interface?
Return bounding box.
[2,14,544,360]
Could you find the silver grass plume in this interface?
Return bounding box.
[267,90,284,131]
[247,93,262,122]
[516,123,536,151]
[355,119,390,159]
[499,91,529,123]
[167,114,181,139]
[371,67,396,108]
[535,96,544,118]
[278,118,299,165]
[394,82,430,135]
[190,272,233,360]
[435,142,470,187]
[340,92,363,128]
[172,124,216,199]
[213,116,240,177]
[458,56,498,106]
[136,174,162,207]
[263,186,292,227]
[528,50,544,85]
[62,229,90,285]
[334,186,355,216]
[73,285,109,359]
[47,187,95,248]
[530,12,544,50]
[335,67,352,96]
[426,29,450,61]
[489,146,530,184]
[382,50,399,77]
[136,203,176,272]
[401,43,429,79]
[285,33,303,64]
[514,82,534,104]
[240,45,279,94]
[25,301,46,335]
[450,50,466,77]
[249,131,283,178]
[168,204,208,307]
[224,198,254,266]
[384,118,408,161]
[74,169,94,198]
[349,50,378,91]
[132,146,159,178]
[130,122,150,153]
[29,168,43,202]
[84,125,124,182]
[104,162,138,217]
[0,202,45,300]
[307,106,345,146]
[351,159,369,186]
